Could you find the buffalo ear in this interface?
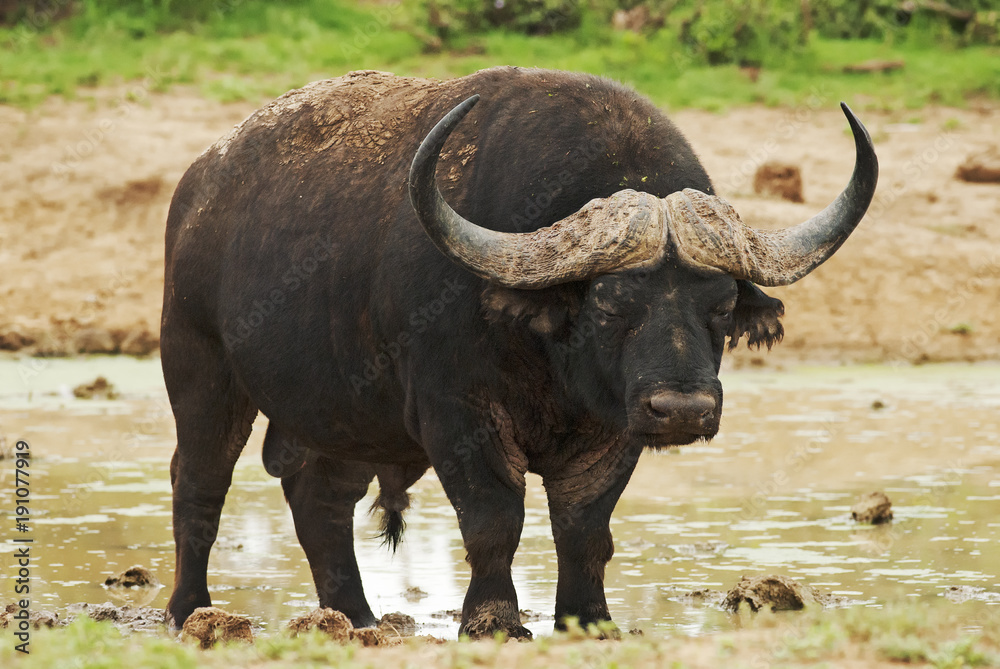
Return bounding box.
[727,280,784,351]
[481,284,581,336]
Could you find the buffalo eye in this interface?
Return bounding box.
[709,298,737,330]
[592,290,620,314]
[592,302,628,340]
[595,310,624,330]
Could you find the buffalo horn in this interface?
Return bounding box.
[666,103,879,286]
[408,95,668,289]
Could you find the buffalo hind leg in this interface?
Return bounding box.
[281,450,378,628]
[543,448,642,635]
[163,332,257,629]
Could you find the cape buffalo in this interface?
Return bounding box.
[162,67,877,638]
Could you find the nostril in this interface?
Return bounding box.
[648,393,677,417]
[648,391,716,423]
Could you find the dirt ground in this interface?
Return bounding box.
[1,80,998,364]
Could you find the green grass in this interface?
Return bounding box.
[1,1,998,110]
[3,600,1000,669]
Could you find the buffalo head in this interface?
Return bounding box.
[410,95,878,446]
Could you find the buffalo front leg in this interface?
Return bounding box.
[281,450,377,628]
[428,426,530,639]
[543,446,642,633]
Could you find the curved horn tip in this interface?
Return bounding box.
[409,94,481,210]
[452,94,481,118]
[439,94,481,134]
[413,94,480,161]
[839,101,875,150]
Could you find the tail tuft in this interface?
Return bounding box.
[369,493,406,552]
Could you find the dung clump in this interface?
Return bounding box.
[181,607,254,648]
[378,611,416,637]
[943,586,1000,604]
[288,608,411,646]
[753,162,804,203]
[287,608,353,642]
[104,565,160,589]
[72,376,118,400]
[64,603,164,631]
[680,588,726,606]
[0,604,63,629]
[722,574,816,612]
[955,145,1000,183]
[103,566,163,607]
[403,585,428,602]
[351,627,383,646]
[851,491,893,524]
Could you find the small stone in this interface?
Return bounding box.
[851,491,893,524]
[722,574,816,613]
[181,607,254,649]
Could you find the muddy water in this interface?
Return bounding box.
[1,357,999,637]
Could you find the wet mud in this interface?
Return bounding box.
[1,358,998,638]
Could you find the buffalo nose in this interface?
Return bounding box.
[648,390,717,426]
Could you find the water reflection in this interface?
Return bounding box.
[1,358,998,637]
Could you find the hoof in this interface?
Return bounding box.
[460,605,533,640]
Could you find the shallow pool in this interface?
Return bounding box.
[2,357,998,637]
